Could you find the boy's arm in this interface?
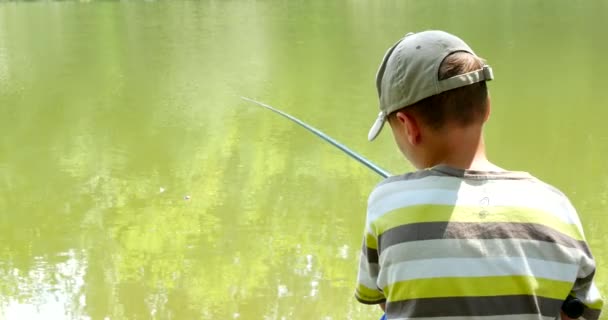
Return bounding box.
[354,230,386,305]
[567,260,603,320]
[563,201,603,320]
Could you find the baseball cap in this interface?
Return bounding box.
[368,30,494,141]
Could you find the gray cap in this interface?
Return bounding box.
[368,30,494,141]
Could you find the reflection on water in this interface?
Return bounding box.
[1,250,87,320]
[0,1,607,319]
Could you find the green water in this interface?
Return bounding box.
[0,1,607,319]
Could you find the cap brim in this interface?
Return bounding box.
[367,112,387,141]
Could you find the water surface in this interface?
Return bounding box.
[0,1,607,319]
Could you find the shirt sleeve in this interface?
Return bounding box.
[566,200,603,320]
[354,228,386,305]
[570,245,603,320]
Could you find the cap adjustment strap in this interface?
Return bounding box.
[437,65,494,93]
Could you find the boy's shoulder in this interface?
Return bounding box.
[377,168,444,186]
[375,165,537,188]
[370,165,572,204]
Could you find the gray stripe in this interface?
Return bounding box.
[431,165,533,180]
[377,168,450,187]
[380,239,582,265]
[378,166,533,188]
[378,222,590,256]
[389,315,556,320]
[386,295,562,318]
[582,307,601,320]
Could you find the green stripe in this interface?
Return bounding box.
[385,276,572,301]
[365,233,378,250]
[584,298,603,310]
[355,284,385,303]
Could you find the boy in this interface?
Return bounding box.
[355,30,603,320]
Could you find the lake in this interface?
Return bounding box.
[0,1,606,319]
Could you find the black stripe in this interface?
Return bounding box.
[362,242,379,263]
[576,269,595,285]
[386,295,562,318]
[378,222,590,256]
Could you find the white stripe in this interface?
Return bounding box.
[564,200,585,237]
[379,239,582,266]
[379,257,578,285]
[577,282,603,306]
[368,176,456,206]
[578,254,596,278]
[367,178,578,227]
[357,253,379,289]
[368,189,458,224]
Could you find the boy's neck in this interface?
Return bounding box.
[424,126,503,171]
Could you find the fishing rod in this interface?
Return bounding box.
[241,97,588,319]
[241,97,391,178]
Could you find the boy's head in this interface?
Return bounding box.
[368,30,494,168]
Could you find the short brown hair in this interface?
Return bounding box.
[391,52,489,130]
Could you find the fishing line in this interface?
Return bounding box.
[241,97,391,178]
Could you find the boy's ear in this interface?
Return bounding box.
[395,111,421,145]
[484,103,491,122]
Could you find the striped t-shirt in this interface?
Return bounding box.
[355,165,603,320]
